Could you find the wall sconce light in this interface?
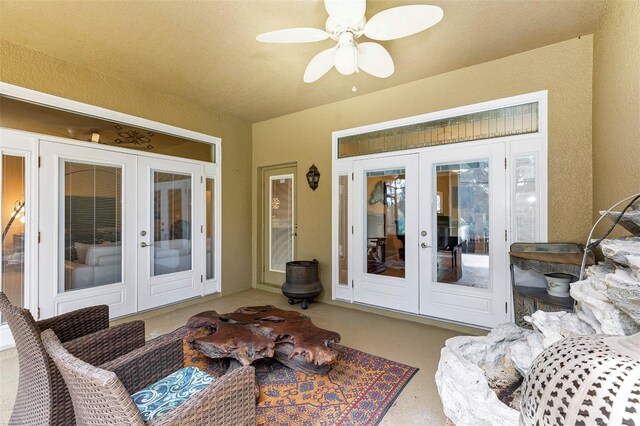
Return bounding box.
[306,164,320,191]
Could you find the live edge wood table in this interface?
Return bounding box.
[186,305,341,374]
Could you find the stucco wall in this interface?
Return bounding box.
[0,40,253,295]
[252,37,594,298]
[592,0,640,219]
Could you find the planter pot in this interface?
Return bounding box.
[282,259,322,309]
[544,273,572,297]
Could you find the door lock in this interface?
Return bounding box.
[421,230,427,237]
[140,230,147,236]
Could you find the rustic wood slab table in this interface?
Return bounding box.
[186,305,341,374]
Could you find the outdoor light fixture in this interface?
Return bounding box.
[306,164,320,191]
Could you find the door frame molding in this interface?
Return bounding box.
[331,91,548,328]
[257,163,297,287]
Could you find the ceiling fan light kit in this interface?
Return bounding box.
[257,0,443,83]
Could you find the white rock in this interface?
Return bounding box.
[627,255,640,280]
[600,237,640,267]
[571,277,639,335]
[528,310,595,346]
[507,332,545,377]
[586,261,616,282]
[605,268,640,325]
[435,324,526,426]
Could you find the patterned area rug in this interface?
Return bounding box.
[177,327,418,425]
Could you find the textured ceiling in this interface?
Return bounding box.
[0,0,604,123]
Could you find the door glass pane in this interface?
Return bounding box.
[269,175,293,272]
[435,161,489,289]
[61,161,122,292]
[338,175,349,285]
[514,154,536,242]
[205,178,215,280]
[2,155,26,321]
[365,169,406,278]
[151,172,192,276]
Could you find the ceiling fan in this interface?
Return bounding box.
[256,0,443,83]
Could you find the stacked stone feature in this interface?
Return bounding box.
[435,206,640,426]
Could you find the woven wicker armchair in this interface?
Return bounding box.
[0,292,146,426]
[42,328,257,425]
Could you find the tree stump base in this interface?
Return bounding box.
[186,305,341,373]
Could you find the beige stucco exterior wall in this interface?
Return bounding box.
[252,37,593,299]
[592,0,640,219]
[0,40,253,295]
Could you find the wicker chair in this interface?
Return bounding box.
[42,328,257,425]
[0,292,146,426]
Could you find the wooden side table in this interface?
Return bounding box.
[510,243,594,328]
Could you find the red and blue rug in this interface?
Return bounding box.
[178,326,418,425]
[254,343,417,425]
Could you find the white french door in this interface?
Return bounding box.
[39,141,137,318]
[352,143,509,327]
[353,154,419,313]
[137,156,203,311]
[418,143,508,327]
[39,141,208,318]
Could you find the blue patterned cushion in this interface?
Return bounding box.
[131,366,215,421]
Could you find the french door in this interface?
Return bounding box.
[137,157,202,311]
[353,143,509,327]
[39,141,206,318]
[39,141,137,318]
[418,143,508,327]
[353,155,419,313]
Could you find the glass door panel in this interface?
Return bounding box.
[513,153,537,242]
[61,161,123,292]
[151,171,192,276]
[1,154,26,319]
[434,161,490,289]
[338,174,349,286]
[205,178,215,280]
[269,174,294,273]
[365,169,406,278]
[262,166,296,286]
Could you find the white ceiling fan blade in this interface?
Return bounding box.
[324,0,366,25]
[364,5,443,41]
[256,28,329,43]
[304,47,337,83]
[357,42,394,78]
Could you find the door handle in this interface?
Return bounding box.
[140,242,153,248]
[421,242,432,249]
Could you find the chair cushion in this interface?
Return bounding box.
[131,366,215,421]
